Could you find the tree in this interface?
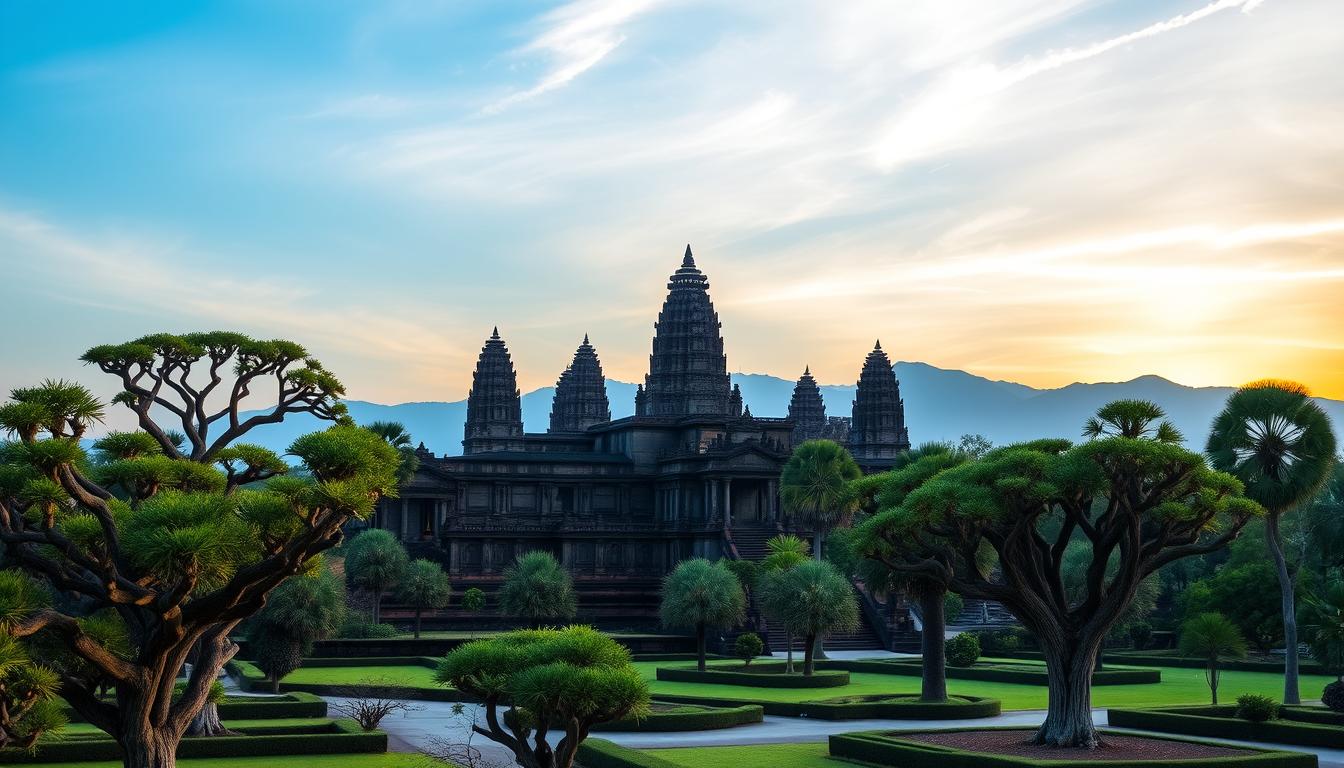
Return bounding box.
[761,560,857,675]
[1208,381,1337,705]
[398,559,452,638]
[1179,562,1284,652]
[0,333,397,768]
[760,534,809,673]
[957,433,993,459]
[780,440,862,562]
[499,551,577,628]
[364,421,420,485]
[1179,613,1247,704]
[1302,581,1344,710]
[735,632,764,666]
[0,575,65,749]
[344,529,409,625]
[249,566,346,692]
[435,627,650,768]
[857,400,1262,747]
[659,559,746,672]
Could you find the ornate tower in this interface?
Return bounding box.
[549,334,611,433]
[462,327,524,455]
[788,366,827,443]
[643,245,733,417]
[848,341,910,461]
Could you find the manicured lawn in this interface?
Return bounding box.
[634,660,1333,710]
[19,756,445,768]
[653,743,846,768]
[57,718,330,738]
[282,665,441,689]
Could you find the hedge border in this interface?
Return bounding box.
[652,692,1001,720]
[63,692,328,724]
[1281,707,1344,727]
[1108,706,1344,749]
[859,659,1161,686]
[592,702,763,732]
[575,738,684,768]
[2,719,385,764]
[828,728,1317,768]
[993,650,1326,676]
[655,663,850,688]
[228,659,468,702]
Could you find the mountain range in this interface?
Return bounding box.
[231,362,1344,457]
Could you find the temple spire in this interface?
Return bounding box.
[789,365,827,443]
[682,244,695,268]
[463,328,524,454]
[643,246,732,416]
[848,342,910,464]
[549,335,611,433]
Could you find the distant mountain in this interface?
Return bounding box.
[231,363,1344,457]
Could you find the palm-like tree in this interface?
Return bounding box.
[760,535,809,672]
[660,559,746,671]
[1303,582,1344,683]
[364,420,420,484]
[1179,612,1247,704]
[1207,381,1337,704]
[780,440,862,562]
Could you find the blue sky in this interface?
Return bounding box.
[3,0,1343,410]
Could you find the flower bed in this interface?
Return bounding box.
[829,728,1316,767]
[1108,705,1344,749]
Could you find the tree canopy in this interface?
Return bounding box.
[343,528,409,624]
[780,439,861,560]
[660,558,746,671]
[499,551,577,627]
[760,560,857,675]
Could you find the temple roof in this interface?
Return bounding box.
[549,334,611,433]
[849,340,910,459]
[788,365,827,442]
[463,327,524,454]
[644,247,733,417]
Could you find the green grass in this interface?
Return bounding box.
[652,743,846,768]
[281,665,441,689]
[635,660,1333,710]
[55,719,330,738]
[15,756,446,768]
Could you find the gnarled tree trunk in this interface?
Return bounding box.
[918,588,947,703]
[802,632,818,676]
[1036,630,1102,748]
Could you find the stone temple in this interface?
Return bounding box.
[371,247,912,643]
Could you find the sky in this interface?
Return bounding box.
[2,0,1343,408]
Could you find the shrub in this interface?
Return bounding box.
[1130,620,1153,650]
[461,587,486,612]
[1236,693,1281,723]
[943,592,964,621]
[978,627,1027,653]
[338,619,398,638]
[1322,680,1344,713]
[499,551,577,627]
[945,632,980,667]
[330,691,419,731]
[734,632,764,666]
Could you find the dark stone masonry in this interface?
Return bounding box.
[368,246,911,628]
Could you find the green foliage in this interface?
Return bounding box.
[499,551,577,626]
[343,529,409,622]
[1237,693,1281,722]
[1207,381,1337,515]
[249,567,345,687]
[660,559,746,634]
[1181,562,1284,651]
[1181,612,1248,704]
[734,632,764,665]
[397,559,452,611]
[461,587,486,612]
[0,634,66,749]
[722,559,760,593]
[978,627,1029,653]
[336,620,399,639]
[780,440,861,544]
[761,534,808,572]
[1082,399,1183,443]
[436,627,650,768]
[1302,580,1344,676]
[760,562,857,648]
[362,421,420,484]
[943,592,964,620]
[945,632,980,667]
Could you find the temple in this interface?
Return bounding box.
[373,247,912,643]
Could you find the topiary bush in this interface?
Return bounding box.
[338,619,399,638]
[1322,680,1344,713]
[945,632,980,667]
[1236,693,1281,723]
[734,632,764,666]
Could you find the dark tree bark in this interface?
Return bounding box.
[802,632,818,676]
[696,622,707,672]
[918,588,947,703]
[414,607,422,639]
[1266,513,1301,705]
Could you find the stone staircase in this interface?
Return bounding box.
[727,525,776,562]
[949,599,1017,629]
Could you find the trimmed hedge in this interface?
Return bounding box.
[2,719,385,764]
[655,663,849,688]
[994,650,1327,675]
[592,702,763,732]
[1109,706,1344,749]
[1282,706,1344,726]
[864,658,1160,686]
[575,738,683,768]
[652,692,1001,720]
[63,693,328,723]
[828,728,1317,768]
[228,659,467,702]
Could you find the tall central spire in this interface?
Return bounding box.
[640,245,733,417]
[462,328,524,454]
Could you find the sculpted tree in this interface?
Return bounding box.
[781,440,862,561]
[250,566,346,692]
[397,559,452,638]
[761,560,857,676]
[857,401,1262,748]
[0,333,398,768]
[659,558,745,671]
[499,552,577,628]
[1179,612,1246,704]
[759,534,809,672]
[1207,381,1337,705]
[435,627,649,768]
[344,529,409,625]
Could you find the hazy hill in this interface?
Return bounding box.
[229,363,1344,457]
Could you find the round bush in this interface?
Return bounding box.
[338,620,398,639]
[1322,680,1344,713]
[946,632,981,667]
[734,632,764,665]
[1235,693,1280,723]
